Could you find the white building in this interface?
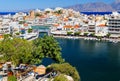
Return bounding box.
[9,21,20,34]
[95,26,108,36]
[0,24,11,35]
[108,19,120,37]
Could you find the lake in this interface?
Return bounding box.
[56,38,120,81]
[33,26,120,81]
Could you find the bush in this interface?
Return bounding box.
[67,32,73,36]
[97,36,102,39]
[53,74,68,81]
[106,33,111,38]
[19,21,25,24]
[74,32,80,36]
[3,34,11,39]
[8,76,17,81]
[90,33,95,37]
[47,63,80,81]
[15,32,20,35]
[84,33,88,36]
[54,10,63,14]
[35,13,42,17]
[45,11,50,14]
[28,28,33,33]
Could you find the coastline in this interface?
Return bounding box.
[53,35,120,43]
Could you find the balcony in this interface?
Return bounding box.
[108,31,120,34]
[109,27,120,29]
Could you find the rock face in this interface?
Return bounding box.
[66,0,120,12]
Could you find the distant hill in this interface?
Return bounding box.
[66,0,120,12]
[4,0,120,12]
[111,0,120,11]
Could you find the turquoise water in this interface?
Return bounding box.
[32,25,50,37]
[31,25,50,30]
[0,76,3,81]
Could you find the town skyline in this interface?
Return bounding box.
[0,0,115,11]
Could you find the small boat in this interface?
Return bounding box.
[113,41,118,43]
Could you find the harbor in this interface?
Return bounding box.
[53,35,120,43]
[0,3,120,81]
[56,38,120,81]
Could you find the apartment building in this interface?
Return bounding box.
[108,18,120,37]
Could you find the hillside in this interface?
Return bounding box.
[66,0,120,12]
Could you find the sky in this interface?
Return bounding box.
[0,0,114,11]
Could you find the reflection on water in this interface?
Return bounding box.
[42,58,55,66]
[56,38,120,81]
[33,26,120,81]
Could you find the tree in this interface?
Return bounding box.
[15,32,20,35]
[106,33,111,38]
[57,10,63,14]
[47,63,80,81]
[8,75,17,81]
[90,33,95,37]
[30,38,44,64]
[35,13,42,17]
[3,34,11,39]
[0,36,64,65]
[54,10,63,14]
[84,32,88,36]
[67,32,73,36]
[97,36,102,40]
[45,11,50,14]
[33,35,64,63]
[53,74,68,81]
[0,38,33,66]
[19,21,25,24]
[74,32,80,36]
[28,28,33,33]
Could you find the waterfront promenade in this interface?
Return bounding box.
[53,35,120,43]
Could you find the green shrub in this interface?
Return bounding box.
[90,33,95,37]
[28,28,33,33]
[84,33,88,36]
[19,21,25,24]
[67,32,73,36]
[8,76,17,81]
[47,63,80,81]
[106,33,111,38]
[15,32,20,35]
[74,32,80,36]
[53,74,68,81]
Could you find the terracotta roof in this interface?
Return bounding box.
[24,23,28,27]
[98,24,106,27]
[0,35,3,38]
[34,65,46,75]
[39,15,46,18]
[74,25,80,28]
[63,18,68,21]
[64,25,73,28]
[53,24,59,27]
[55,14,60,16]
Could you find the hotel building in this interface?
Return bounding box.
[108,18,120,37]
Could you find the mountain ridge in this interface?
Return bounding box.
[1,0,120,12]
[66,0,120,12]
